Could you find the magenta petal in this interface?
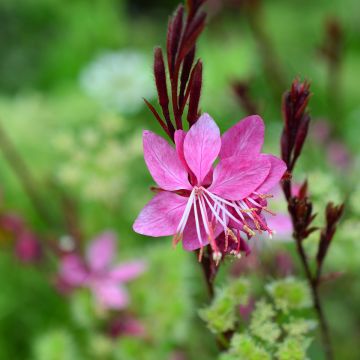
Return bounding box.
[110,261,146,282]
[208,155,271,200]
[87,232,116,272]
[92,280,129,310]
[266,214,293,240]
[174,130,189,171]
[133,192,187,237]
[143,130,191,191]
[60,254,88,286]
[220,115,265,159]
[256,155,287,194]
[182,208,223,251]
[184,113,221,184]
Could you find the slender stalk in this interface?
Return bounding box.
[294,235,334,360]
[198,247,217,298]
[0,122,55,226]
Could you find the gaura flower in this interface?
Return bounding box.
[133,114,286,262]
[59,232,146,310]
[0,213,42,263]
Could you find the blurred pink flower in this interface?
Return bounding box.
[0,212,42,263]
[327,140,351,169]
[266,214,293,241]
[239,296,255,321]
[0,213,24,234]
[133,114,286,260]
[59,232,146,310]
[274,251,294,276]
[15,230,42,263]
[108,315,146,339]
[311,119,331,144]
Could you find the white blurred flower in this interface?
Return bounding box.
[80,50,155,114]
[95,141,126,171]
[53,111,142,207]
[57,165,82,186]
[82,177,124,205]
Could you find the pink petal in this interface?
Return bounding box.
[255,155,287,194]
[182,208,223,251]
[208,155,271,200]
[108,316,146,338]
[184,113,221,185]
[143,130,191,191]
[15,230,42,263]
[87,232,116,272]
[266,214,293,240]
[220,115,264,159]
[110,261,146,282]
[92,280,129,310]
[60,254,88,286]
[174,129,189,171]
[133,192,187,236]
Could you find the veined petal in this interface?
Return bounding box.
[174,129,189,170]
[208,155,271,200]
[220,115,265,159]
[110,261,146,282]
[87,231,116,272]
[143,130,191,191]
[182,207,224,251]
[184,113,221,185]
[133,192,187,237]
[256,154,287,194]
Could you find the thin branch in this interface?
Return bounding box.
[0,122,55,226]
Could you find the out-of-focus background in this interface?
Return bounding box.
[0,0,359,359]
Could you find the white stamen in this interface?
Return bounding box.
[205,192,243,226]
[247,197,262,207]
[177,189,195,233]
[193,197,203,245]
[198,195,210,235]
[202,193,227,229]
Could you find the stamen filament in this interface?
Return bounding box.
[193,197,203,246]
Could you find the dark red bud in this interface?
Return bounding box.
[167,5,184,76]
[187,60,203,125]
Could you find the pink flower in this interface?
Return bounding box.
[59,232,146,310]
[265,213,293,241]
[107,315,146,339]
[133,114,286,260]
[15,230,42,263]
[0,213,42,263]
[327,140,351,169]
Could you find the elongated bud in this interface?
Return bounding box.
[179,46,196,107]
[316,202,344,265]
[167,5,184,76]
[281,79,311,171]
[154,48,169,109]
[187,60,203,125]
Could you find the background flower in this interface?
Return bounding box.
[79,50,156,115]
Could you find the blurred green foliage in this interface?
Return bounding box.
[0,0,359,359]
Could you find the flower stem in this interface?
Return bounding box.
[198,247,217,298]
[295,233,334,360]
[0,122,55,226]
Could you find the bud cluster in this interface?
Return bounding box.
[146,0,207,140]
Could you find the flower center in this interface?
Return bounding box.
[173,186,275,262]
